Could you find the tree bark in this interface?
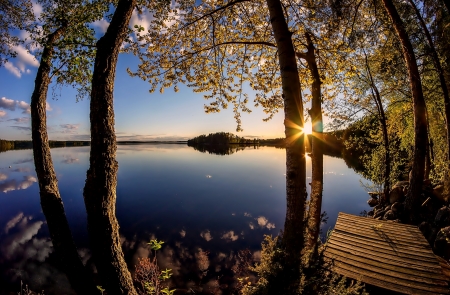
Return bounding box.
[266,0,307,263]
[444,0,450,13]
[82,0,138,294]
[408,0,450,163]
[31,26,99,295]
[298,33,323,258]
[382,0,428,223]
[365,54,391,199]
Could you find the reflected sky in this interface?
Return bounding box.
[0,145,369,294]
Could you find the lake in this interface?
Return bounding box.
[0,144,370,294]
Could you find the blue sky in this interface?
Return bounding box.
[0,52,292,141]
[0,3,315,142]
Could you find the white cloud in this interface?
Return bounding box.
[92,19,110,34]
[130,8,154,32]
[0,97,16,111]
[8,117,29,123]
[5,45,39,78]
[4,62,21,77]
[0,110,6,117]
[17,100,30,114]
[46,101,52,111]
[31,0,43,19]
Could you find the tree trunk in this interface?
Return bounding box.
[266,0,307,263]
[408,0,450,163]
[382,0,428,223]
[300,33,323,259]
[444,0,450,13]
[31,26,99,295]
[82,0,138,294]
[365,54,391,199]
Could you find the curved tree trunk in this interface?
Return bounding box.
[266,0,307,265]
[31,26,99,295]
[365,54,391,199]
[299,33,323,259]
[82,0,138,294]
[408,0,450,164]
[382,0,428,223]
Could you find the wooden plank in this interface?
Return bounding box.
[323,212,450,294]
[329,231,436,259]
[325,250,448,285]
[326,257,450,294]
[329,262,447,295]
[328,238,441,268]
[335,221,430,246]
[339,212,419,229]
[333,224,432,249]
[338,214,430,239]
[325,247,446,278]
[436,256,450,281]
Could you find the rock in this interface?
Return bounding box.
[393,180,409,188]
[374,209,386,219]
[367,198,378,207]
[391,202,403,213]
[374,204,383,211]
[433,185,446,202]
[368,192,379,199]
[423,179,432,186]
[389,186,405,204]
[434,227,450,259]
[435,206,450,228]
[367,210,374,217]
[419,221,432,241]
[383,210,396,221]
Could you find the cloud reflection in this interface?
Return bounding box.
[0,175,37,193]
[221,231,239,242]
[0,213,74,294]
[200,230,213,241]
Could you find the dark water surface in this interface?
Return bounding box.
[0,144,369,294]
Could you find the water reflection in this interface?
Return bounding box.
[0,145,370,294]
[0,176,37,193]
[188,143,255,155]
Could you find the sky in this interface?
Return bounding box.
[0,2,313,142]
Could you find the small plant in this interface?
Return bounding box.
[96,286,105,295]
[134,239,176,295]
[17,281,44,295]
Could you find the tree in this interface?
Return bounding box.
[382,0,428,221]
[81,0,139,294]
[296,33,323,257]
[28,1,106,293]
[0,0,34,65]
[407,0,450,164]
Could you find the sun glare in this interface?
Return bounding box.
[303,122,312,135]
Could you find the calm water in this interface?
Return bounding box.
[0,144,369,294]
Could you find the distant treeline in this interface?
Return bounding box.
[187,132,259,146]
[0,139,90,152]
[187,131,347,156]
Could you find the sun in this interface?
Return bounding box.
[303,122,313,135]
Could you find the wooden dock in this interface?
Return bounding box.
[324,212,450,294]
